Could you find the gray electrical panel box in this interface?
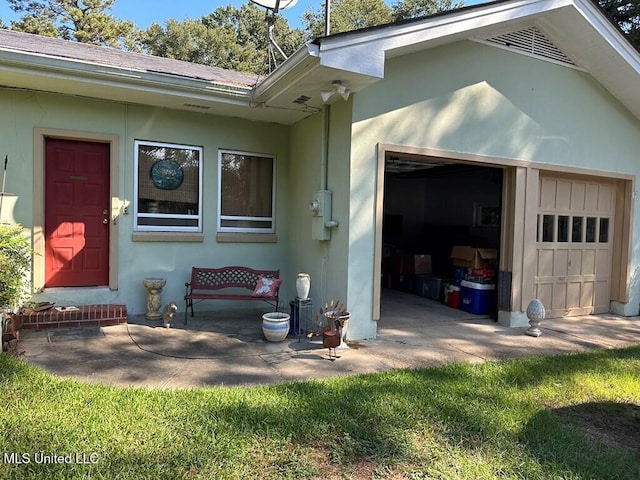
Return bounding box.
[310,190,332,241]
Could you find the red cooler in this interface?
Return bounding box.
[447,285,461,309]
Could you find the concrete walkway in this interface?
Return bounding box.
[15,292,640,389]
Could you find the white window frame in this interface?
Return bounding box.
[217,149,276,234]
[134,140,203,233]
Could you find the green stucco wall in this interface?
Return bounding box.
[0,89,292,315]
[288,113,326,305]
[346,40,640,329]
[4,37,640,336]
[353,40,640,167]
[288,103,353,335]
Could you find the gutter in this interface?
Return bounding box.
[0,49,256,107]
[252,42,321,103]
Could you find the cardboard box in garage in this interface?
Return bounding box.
[450,246,497,270]
[402,254,433,275]
[389,254,432,275]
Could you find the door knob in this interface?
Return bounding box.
[103,218,108,224]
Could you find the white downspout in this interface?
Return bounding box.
[321,104,330,190]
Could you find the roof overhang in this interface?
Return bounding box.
[0,45,299,123]
[252,43,381,117]
[259,0,640,122]
[0,0,639,124]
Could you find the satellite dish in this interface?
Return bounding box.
[250,0,299,71]
[250,0,298,12]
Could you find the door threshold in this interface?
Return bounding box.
[42,286,112,293]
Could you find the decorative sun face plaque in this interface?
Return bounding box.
[150,159,184,190]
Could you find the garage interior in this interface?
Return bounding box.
[381,154,504,318]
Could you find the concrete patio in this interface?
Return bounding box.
[14,289,640,389]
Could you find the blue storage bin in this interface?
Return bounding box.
[392,274,416,294]
[416,274,449,301]
[453,266,467,286]
[460,280,496,315]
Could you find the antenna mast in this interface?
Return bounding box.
[267,0,286,72]
[324,0,331,36]
[251,0,298,73]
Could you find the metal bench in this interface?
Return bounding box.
[184,266,280,324]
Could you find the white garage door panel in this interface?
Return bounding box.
[566,282,581,309]
[556,181,572,208]
[585,184,600,210]
[582,282,595,306]
[571,183,586,209]
[552,284,567,311]
[553,249,569,276]
[535,282,553,309]
[568,250,582,276]
[535,176,614,318]
[540,180,557,209]
[537,249,553,276]
[582,250,596,275]
[596,248,611,274]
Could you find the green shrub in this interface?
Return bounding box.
[0,224,32,311]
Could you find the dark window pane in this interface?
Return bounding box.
[586,217,597,243]
[557,216,569,242]
[138,217,199,227]
[478,206,500,226]
[138,199,198,215]
[221,153,273,218]
[220,219,273,229]
[599,218,609,243]
[542,215,555,242]
[572,217,583,243]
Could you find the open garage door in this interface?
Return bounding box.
[380,154,503,318]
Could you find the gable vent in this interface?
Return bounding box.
[485,27,576,66]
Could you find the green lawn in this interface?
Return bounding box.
[1,346,639,479]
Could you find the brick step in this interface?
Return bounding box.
[16,304,127,330]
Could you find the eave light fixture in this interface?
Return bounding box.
[320,80,351,103]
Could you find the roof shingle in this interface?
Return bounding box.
[0,28,261,88]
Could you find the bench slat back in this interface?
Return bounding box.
[189,266,279,292]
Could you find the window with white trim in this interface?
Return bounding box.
[134,140,202,232]
[218,150,275,233]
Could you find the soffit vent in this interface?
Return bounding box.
[183,103,211,110]
[485,27,576,66]
[292,95,311,105]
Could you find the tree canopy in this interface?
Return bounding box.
[6,0,138,49]
[141,3,303,74]
[303,0,393,38]
[597,0,640,47]
[302,0,462,38]
[392,0,464,21]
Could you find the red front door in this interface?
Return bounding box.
[45,138,110,287]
